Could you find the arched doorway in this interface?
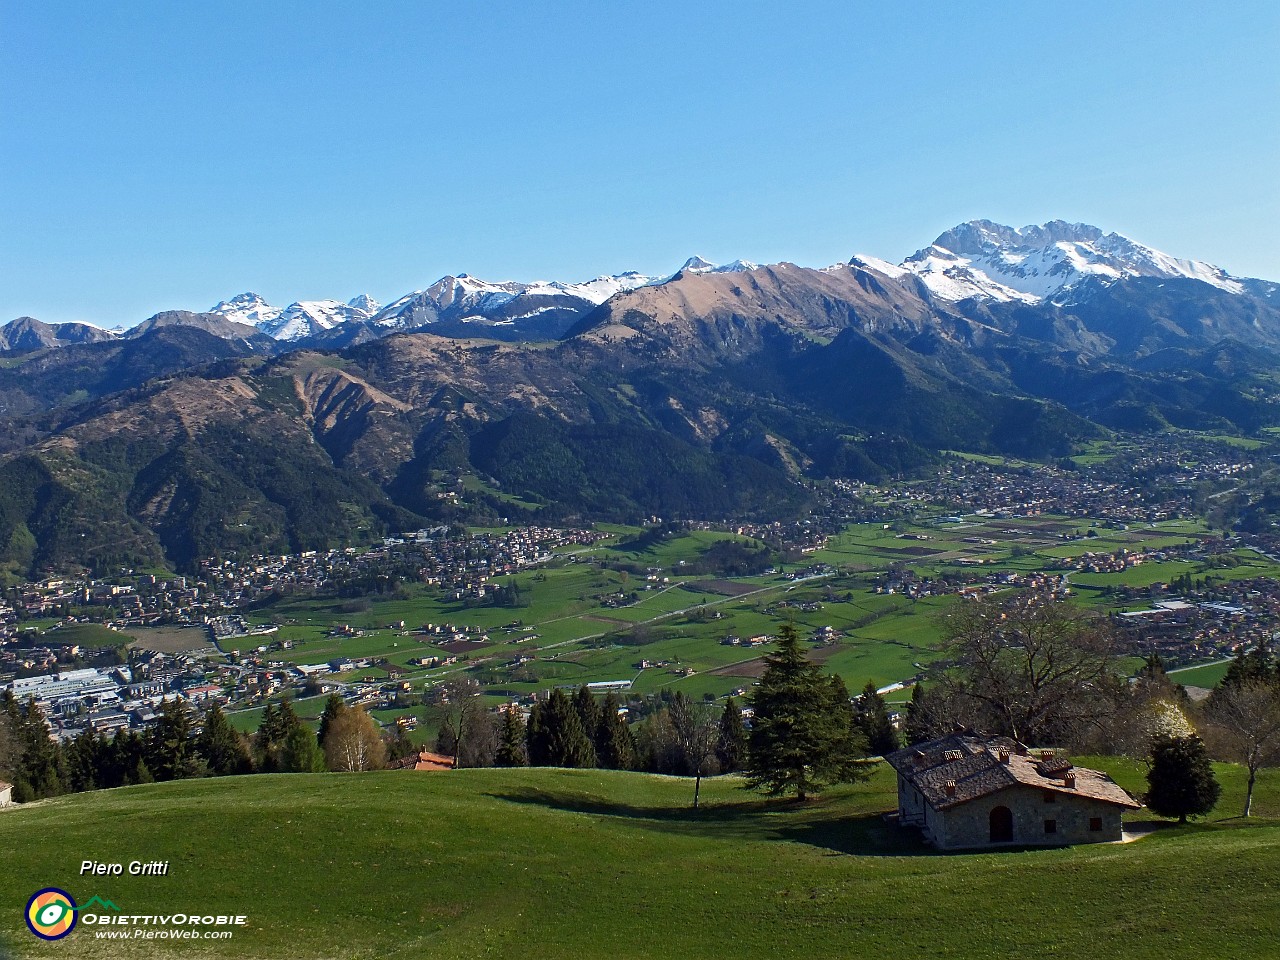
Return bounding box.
[989,806,1013,843]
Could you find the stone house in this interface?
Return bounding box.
[886,734,1140,850]
[0,780,12,807]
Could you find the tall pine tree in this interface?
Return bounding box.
[747,625,867,800]
[855,681,901,756]
[527,689,594,768]
[1147,735,1221,823]
[495,708,528,767]
[716,697,747,773]
[197,704,253,776]
[594,693,635,770]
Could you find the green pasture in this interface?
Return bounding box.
[3,761,1280,960]
[43,622,135,649]
[1169,660,1234,689]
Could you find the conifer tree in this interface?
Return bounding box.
[855,681,901,756]
[148,699,202,781]
[573,686,602,744]
[1146,735,1221,823]
[280,722,326,773]
[495,708,528,767]
[716,697,748,773]
[526,689,594,767]
[1219,644,1276,692]
[594,693,635,770]
[64,730,109,792]
[384,725,418,764]
[904,683,936,746]
[197,704,253,776]
[12,697,64,801]
[747,625,867,800]
[317,693,347,750]
[257,699,307,772]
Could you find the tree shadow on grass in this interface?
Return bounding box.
[486,786,935,857]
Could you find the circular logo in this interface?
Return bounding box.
[25,888,78,941]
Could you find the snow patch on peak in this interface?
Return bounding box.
[209,292,283,328]
[347,294,381,315]
[900,220,1245,303]
[847,255,909,280]
[676,257,759,277]
[259,299,370,341]
[680,256,717,274]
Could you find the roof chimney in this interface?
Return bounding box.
[997,749,1011,764]
[1065,772,1076,789]
[945,780,957,797]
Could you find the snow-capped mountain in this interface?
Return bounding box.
[259,300,378,341]
[347,294,382,315]
[210,294,379,341]
[369,270,662,339]
[879,220,1246,304]
[678,256,760,276]
[209,293,284,328]
[196,222,1264,345]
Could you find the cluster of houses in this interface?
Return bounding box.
[1112,577,1280,668]
[876,433,1252,524]
[1,650,224,741]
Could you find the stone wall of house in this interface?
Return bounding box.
[935,785,1126,849]
[0,785,11,807]
[897,776,927,826]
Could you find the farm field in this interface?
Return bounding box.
[225,515,1261,735]
[2,762,1278,960]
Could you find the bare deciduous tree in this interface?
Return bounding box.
[434,678,493,769]
[1204,680,1280,817]
[669,692,720,809]
[940,593,1118,746]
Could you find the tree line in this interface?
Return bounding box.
[0,691,417,802]
[434,623,896,804]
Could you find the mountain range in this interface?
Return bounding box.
[1,219,1277,577]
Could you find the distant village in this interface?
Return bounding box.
[3,434,1277,743]
[0,526,605,743]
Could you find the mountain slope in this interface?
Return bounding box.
[894,219,1249,304]
[1,219,1278,574]
[0,317,116,354]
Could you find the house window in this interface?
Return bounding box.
[1043,792,1056,803]
[1089,817,1103,832]
[1044,819,1057,835]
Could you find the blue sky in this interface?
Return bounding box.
[2,1,1276,326]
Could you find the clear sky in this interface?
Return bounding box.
[2,1,1277,326]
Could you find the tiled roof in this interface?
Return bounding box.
[886,734,1140,810]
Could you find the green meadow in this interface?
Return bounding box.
[3,761,1279,959]
[219,516,1270,735]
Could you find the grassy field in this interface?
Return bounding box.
[43,623,135,649]
[218,517,1265,735]
[2,762,1279,960]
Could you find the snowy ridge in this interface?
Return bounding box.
[897,220,1246,304]
[202,222,1263,342]
[678,256,760,276]
[261,300,376,341]
[209,293,284,328]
